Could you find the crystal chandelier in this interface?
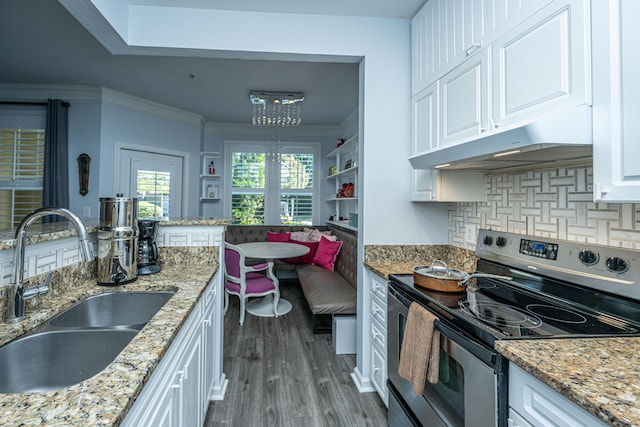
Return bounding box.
[250,91,304,126]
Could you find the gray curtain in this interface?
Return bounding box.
[43,99,69,210]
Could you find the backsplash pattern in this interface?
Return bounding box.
[449,164,640,250]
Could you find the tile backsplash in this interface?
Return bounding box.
[449,164,640,250]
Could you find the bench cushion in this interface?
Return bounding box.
[296,264,356,315]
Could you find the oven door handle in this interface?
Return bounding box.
[435,320,499,368]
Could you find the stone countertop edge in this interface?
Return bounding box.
[0,218,231,250]
[495,338,640,427]
[0,262,219,426]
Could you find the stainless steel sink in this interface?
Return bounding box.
[0,290,175,393]
[49,291,174,329]
[0,329,137,393]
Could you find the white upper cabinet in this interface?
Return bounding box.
[491,0,591,129]
[592,0,640,202]
[438,47,490,146]
[411,83,438,154]
[411,0,553,95]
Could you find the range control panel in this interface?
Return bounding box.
[474,229,640,301]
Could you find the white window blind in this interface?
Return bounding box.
[136,169,172,220]
[228,143,319,225]
[0,128,45,230]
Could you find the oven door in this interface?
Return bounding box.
[387,284,502,427]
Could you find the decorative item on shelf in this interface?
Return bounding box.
[207,184,219,199]
[337,183,354,198]
[349,213,358,227]
[344,159,353,170]
[208,161,215,175]
[77,153,91,196]
[329,165,337,176]
[250,90,304,126]
[337,137,346,147]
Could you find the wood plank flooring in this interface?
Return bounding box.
[204,282,388,427]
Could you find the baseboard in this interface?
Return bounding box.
[351,367,376,393]
[209,374,228,401]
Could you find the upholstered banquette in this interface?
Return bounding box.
[225,225,357,332]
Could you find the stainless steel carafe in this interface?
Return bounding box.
[97,194,139,285]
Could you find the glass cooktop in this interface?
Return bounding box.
[390,261,640,342]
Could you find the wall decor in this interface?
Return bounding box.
[77,153,91,196]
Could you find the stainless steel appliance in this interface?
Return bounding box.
[137,219,161,275]
[388,229,640,427]
[97,194,139,286]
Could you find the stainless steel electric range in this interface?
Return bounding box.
[387,229,640,427]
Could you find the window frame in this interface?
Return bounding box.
[223,140,321,225]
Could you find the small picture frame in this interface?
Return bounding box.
[344,159,352,170]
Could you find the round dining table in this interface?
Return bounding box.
[237,241,310,317]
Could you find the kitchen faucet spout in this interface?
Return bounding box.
[5,207,93,323]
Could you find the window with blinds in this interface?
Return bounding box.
[0,128,45,230]
[228,144,318,225]
[136,169,172,220]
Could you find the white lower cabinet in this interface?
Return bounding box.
[508,363,608,427]
[122,279,218,427]
[368,271,388,405]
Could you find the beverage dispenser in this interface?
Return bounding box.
[97,194,139,285]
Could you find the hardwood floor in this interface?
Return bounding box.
[204,282,388,427]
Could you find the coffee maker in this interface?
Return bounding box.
[137,219,161,275]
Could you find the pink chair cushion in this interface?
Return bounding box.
[225,272,276,294]
[313,236,343,272]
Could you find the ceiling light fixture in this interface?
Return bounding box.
[493,149,521,157]
[250,91,304,126]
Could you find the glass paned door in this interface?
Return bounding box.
[119,149,183,220]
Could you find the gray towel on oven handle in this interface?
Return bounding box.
[398,302,441,395]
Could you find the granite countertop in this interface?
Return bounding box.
[0,218,230,251]
[496,337,640,427]
[0,262,218,425]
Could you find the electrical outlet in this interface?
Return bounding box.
[82,206,91,218]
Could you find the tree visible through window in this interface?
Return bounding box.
[229,144,318,225]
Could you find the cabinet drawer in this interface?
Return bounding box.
[509,364,608,427]
[370,294,386,327]
[370,276,388,302]
[370,318,386,352]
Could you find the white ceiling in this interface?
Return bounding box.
[0,0,425,126]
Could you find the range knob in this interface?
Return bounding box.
[483,236,493,246]
[495,236,507,247]
[578,250,599,266]
[606,257,629,274]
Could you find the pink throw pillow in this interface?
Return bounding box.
[267,231,291,242]
[313,236,343,271]
[282,240,319,264]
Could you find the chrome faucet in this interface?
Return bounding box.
[5,207,94,323]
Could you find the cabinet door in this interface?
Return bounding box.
[592,0,640,201]
[439,48,489,146]
[370,345,387,404]
[483,0,554,45]
[491,0,590,129]
[146,376,179,427]
[411,169,438,202]
[411,84,438,154]
[179,325,203,427]
[411,2,431,94]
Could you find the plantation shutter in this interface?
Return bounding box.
[0,128,45,230]
[228,142,318,225]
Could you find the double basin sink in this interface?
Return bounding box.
[0,291,174,393]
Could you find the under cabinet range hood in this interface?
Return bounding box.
[409,106,593,171]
